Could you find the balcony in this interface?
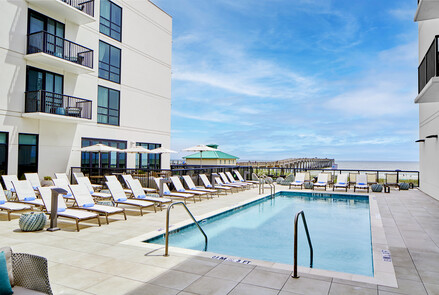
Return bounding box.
[26,0,95,25]
[23,90,92,123]
[25,31,93,75]
[414,0,439,22]
[415,36,439,103]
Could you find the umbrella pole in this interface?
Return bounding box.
[200,151,203,168]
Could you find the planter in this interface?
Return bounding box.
[371,184,383,192]
[19,212,46,232]
[304,182,314,189]
[399,183,410,190]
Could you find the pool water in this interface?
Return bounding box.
[146,191,373,276]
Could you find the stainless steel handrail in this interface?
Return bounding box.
[164,202,208,256]
[292,210,313,278]
[258,176,275,196]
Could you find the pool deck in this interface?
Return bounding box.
[1,185,439,295]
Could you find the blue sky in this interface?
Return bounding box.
[152,0,418,161]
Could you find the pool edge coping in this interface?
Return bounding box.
[120,190,398,288]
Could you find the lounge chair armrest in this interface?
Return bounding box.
[12,253,53,295]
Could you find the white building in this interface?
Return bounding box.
[0,0,172,180]
[414,2,439,200]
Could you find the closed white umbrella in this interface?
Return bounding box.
[183,144,219,167]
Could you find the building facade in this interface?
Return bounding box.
[415,2,439,200]
[0,0,172,179]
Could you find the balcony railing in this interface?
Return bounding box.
[62,0,94,17]
[27,31,93,69]
[418,36,438,93]
[25,90,92,120]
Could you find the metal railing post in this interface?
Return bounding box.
[292,210,313,278]
[164,202,208,256]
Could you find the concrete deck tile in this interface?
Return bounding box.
[85,276,146,295]
[241,268,290,289]
[148,269,201,290]
[171,257,220,275]
[331,278,378,289]
[329,282,378,295]
[378,278,428,295]
[48,264,113,291]
[51,283,94,295]
[124,283,179,295]
[228,283,279,295]
[183,276,238,295]
[418,270,439,285]
[424,283,439,295]
[205,263,254,282]
[281,276,331,295]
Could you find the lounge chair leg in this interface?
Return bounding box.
[152,204,156,213]
[140,208,143,216]
[76,220,80,232]
[105,214,109,224]
[8,211,11,221]
[97,217,101,226]
[123,210,127,220]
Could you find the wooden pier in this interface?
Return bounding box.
[238,158,334,169]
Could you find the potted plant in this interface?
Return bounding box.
[41,176,53,187]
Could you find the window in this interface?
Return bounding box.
[136,143,161,170]
[100,0,122,41]
[81,138,126,170]
[18,134,38,180]
[97,86,120,125]
[26,67,64,114]
[99,41,121,83]
[28,10,65,56]
[0,132,8,175]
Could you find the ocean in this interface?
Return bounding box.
[334,161,419,171]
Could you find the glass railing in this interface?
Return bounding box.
[418,36,438,93]
[62,0,94,17]
[27,31,93,69]
[25,90,92,120]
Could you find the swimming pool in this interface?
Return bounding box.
[146,191,373,277]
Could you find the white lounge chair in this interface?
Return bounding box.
[52,178,75,202]
[126,178,171,209]
[354,175,369,192]
[219,172,247,189]
[69,184,126,224]
[333,173,349,192]
[73,172,102,190]
[11,180,44,207]
[38,187,100,231]
[233,170,258,185]
[313,173,328,191]
[2,175,19,194]
[225,172,252,189]
[54,173,70,184]
[76,177,112,200]
[182,175,219,196]
[106,181,156,215]
[289,173,305,189]
[24,173,42,190]
[105,175,132,194]
[170,176,210,200]
[199,174,232,193]
[153,178,196,204]
[0,185,31,220]
[214,177,240,192]
[121,175,156,193]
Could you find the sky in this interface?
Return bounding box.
[152,0,419,162]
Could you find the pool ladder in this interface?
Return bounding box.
[258,177,275,196]
[164,201,208,256]
[292,210,313,278]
